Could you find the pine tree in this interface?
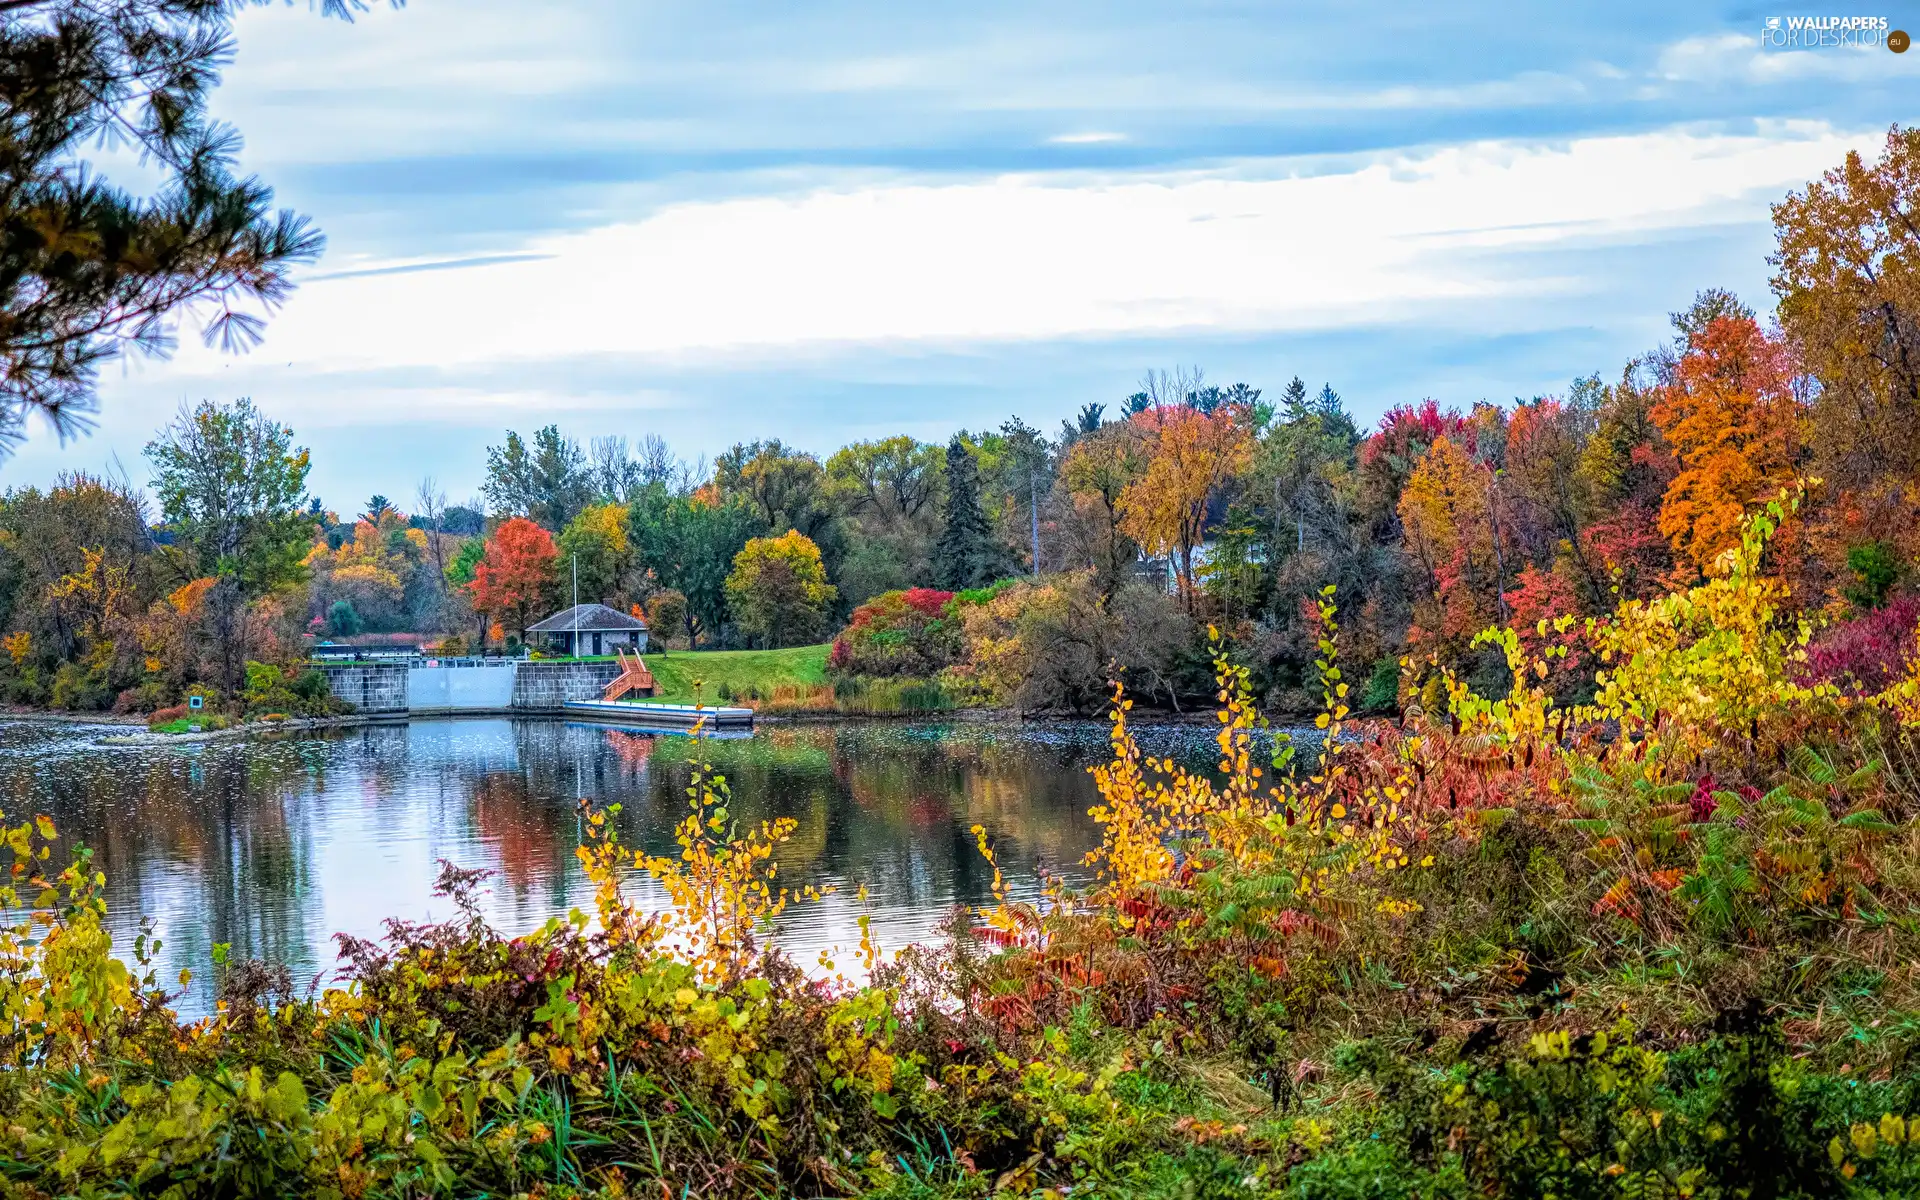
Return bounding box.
[936,437,994,590]
[0,0,399,456]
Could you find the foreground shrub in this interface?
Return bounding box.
[9,491,1920,1197]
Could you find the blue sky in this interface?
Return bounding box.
[5,1,1915,509]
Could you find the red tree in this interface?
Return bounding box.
[468,516,557,645]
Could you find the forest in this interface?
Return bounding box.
[4,130,1919,723]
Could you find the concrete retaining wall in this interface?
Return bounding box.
[316,664,409,713]
[319,659,623,713]
[408,662,517,712]
[512,661,623,710]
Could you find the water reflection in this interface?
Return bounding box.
[0,716,1220,1014]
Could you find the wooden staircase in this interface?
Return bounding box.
[602,649,655,702]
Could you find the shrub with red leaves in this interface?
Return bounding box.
[1689,773,1718,823]
[1802,595,1920,696]
[828,588,960,678]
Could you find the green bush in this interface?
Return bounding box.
[1321,1025,1920,1199]
[49,659,111,710]
[1358,655,1399,713]
[327,598,363,636]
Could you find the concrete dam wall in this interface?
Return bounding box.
[318,660,623,714]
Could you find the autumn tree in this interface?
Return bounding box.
[145,399,311,689]
[1397,435,1511,653]
[1771,125,1920,493]
[1118,403,1252,609]
[644,588,688,649]
[557,502,632,606]
[468,516,557,646]
[725,530,836,649]
[0,474,149,662]
[1356,400,1472,545]
[1571,365,1678,600]
[1058,422,1143,600]
[1651,311,1805,574]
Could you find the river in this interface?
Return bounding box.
[0,715,1233,1014]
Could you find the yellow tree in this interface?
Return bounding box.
[1118,405,1252,609]
[557,502,633,605]
[725,530,836,648]
[1772,125,1920,492]
[1397,436,1507,653]
[1060,423,1145,600]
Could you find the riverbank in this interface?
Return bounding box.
[0,707,145,726]
[94,710,406,746]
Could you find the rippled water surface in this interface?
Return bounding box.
[0,715,1232,1013]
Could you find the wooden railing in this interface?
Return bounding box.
[602,649,655,701]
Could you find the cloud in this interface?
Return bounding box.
[158,123,1870,387]
[1049,131,1128,144]
[1655,32,1897,83]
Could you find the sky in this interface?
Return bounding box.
[3,0,1916,509]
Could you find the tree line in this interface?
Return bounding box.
[1,127,1917,714]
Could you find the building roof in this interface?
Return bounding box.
[525,603,648,633]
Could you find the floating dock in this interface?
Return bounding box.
[561,699,755,731]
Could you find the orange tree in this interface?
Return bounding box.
[468,516,557,646]
[1652,314,1806,574]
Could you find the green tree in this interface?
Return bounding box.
[144,398,311,689]
[725,530,836,649]
[0,0,402,456]
[628,484,763,647]
[1845,541,1900,610]
[826,436,943,602]
[483,425,593,530]
[445,537,485,589]
[935,437,995,590]
[713,440,843,574]
[326,599,362,636]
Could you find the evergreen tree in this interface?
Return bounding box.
[936,437,994,590]
[0,0,398,457]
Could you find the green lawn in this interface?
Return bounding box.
[636,644,830,705]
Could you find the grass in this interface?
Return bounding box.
[633,644,830,706]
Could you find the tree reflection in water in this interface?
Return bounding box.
[0,716,1225,1014]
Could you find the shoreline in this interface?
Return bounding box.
[7,701,1301,748]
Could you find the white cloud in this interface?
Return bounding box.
[160,123,1871,387]
[1655,32,1898,83]
[1048,131,1128,144]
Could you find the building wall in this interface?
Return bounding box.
[512,661,624,710]
[315,664,409,713]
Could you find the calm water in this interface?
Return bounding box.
[0,715,1227,1013]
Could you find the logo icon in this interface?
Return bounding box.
[1892,28,1911,51]
[1766,16,1781,29]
